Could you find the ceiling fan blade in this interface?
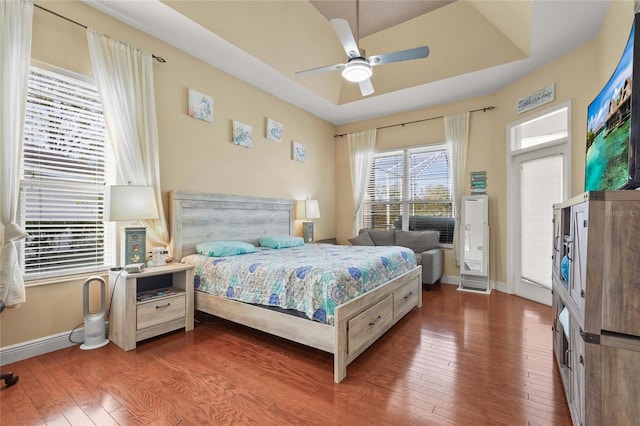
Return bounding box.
[359,79,375,97]
[368,46,429,66]
[296,63,346,77]
[330,18,360,58]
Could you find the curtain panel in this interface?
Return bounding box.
[87,30,169,250]
[347,129,376,237]
[444,112,470,265]
[0,0,33,307]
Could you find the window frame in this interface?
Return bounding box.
[362,143,454,246]
[18,61,116,283]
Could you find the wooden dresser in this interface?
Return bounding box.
[551,191,640,426]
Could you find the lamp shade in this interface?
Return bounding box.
[105,185,159,222]
[295,199,320,220]
[341,59,372,83]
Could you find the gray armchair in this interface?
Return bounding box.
[348,229,444,287]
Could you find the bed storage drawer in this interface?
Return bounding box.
[137,294,186,330]
[348,295,393,354]
[394,285,420,319]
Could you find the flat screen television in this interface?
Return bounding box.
[585,14,640,191]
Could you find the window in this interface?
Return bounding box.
[507,100,570,304]
[362,144,454,244]
[510,106,568,151]
[19,64,115,280]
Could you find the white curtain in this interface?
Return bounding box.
[347,129,376,236]
[87,30,169,249]
[445,112,470,265]
[0,0,33,307]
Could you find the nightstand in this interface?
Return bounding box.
[108,263,194,351]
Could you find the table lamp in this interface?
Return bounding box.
[296,199,320,243]
[105,185,159,266]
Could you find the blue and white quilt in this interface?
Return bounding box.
[181,244,417,325]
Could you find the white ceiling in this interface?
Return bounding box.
[309,0,455,38]
[82,0,611,126]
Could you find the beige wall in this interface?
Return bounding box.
[336,0,634,285]
[1,1,336,348]
[1,0,633,351]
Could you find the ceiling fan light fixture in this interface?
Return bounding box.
[341,59,372,83]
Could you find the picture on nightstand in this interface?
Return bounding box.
[123,227,146,265]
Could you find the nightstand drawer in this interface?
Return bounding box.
[136,294,185,330]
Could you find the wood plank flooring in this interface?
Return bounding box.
[0,284,571,425]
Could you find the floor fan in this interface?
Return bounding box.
[80,276,109,350]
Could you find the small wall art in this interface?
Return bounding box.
[232,121,253,148]
[517,84,554,114]
[266,118,283,142]
[188,89,214,122]
[292,141,306,162]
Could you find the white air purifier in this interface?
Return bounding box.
[80,276,110,350]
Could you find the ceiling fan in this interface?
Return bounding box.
[295,17,429,97]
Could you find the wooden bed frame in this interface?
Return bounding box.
[169,191,422,383]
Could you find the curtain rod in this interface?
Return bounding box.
[34,4,167,63]
[334,105,495,137]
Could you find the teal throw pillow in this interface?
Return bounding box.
[195,241,257,257]
[259,235,305,249]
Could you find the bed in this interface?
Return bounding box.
[169,191,422,383]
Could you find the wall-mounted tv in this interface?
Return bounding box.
[585,14,640,191]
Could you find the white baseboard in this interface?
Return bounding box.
[0,324,110,366]
[493,280,510,294]
[441,274,460,285]
[440,275,509,294]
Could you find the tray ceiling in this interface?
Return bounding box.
[84,0,611,125]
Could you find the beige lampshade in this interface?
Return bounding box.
[295,199,320,220]
[105,185,159,222]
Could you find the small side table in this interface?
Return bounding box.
[109,263,194,351]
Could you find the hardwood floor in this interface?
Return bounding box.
[0,284,571,425]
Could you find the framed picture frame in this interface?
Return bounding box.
[232,121,253,148]
[188,89,214,122]
[266,118,283,142]
[292,141,306,162]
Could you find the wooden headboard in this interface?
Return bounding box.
[169,191,295,260]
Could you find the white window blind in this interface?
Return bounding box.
[520,154,564,289]
[20,65,115,280]
[363,150,403,231]
[363,145,454,244]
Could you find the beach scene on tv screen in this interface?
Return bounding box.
[586,23,634,191]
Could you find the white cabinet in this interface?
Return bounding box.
[459,195,490,293]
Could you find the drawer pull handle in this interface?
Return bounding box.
[369,315,382,326]
[156,303,171,309]
[404,292,413,300]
